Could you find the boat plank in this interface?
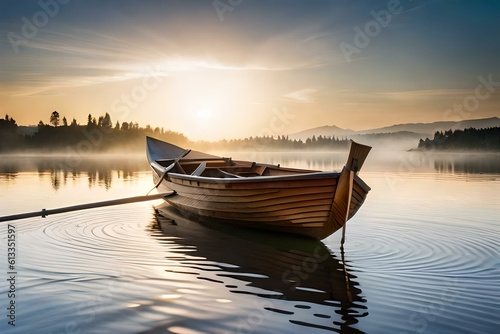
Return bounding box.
[170,190,335,208]
[167,199,330,222]
[166,181,336,201]
[167,196,333,215]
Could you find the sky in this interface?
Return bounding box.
[1,0,499,141]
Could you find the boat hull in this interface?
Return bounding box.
[152,170,369,239]
[146,136,371,240]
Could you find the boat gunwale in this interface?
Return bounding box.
[165,170,341,184]
[150,160,370,191]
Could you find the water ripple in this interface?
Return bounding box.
[344,215,500,279]
[1,192,499,333]
[331,209,500,333]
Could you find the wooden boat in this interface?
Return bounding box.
[146,136,371,240]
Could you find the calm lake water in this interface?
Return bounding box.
[1,150,499,333]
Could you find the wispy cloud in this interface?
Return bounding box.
[331,88,487,102]
[0,23,343,97]
[283,88,317,103]
[373,89,486,100]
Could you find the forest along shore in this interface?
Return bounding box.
[2,112,499,154]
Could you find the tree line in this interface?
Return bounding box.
[0,112,188,152]
[13,112,498,153]
[0,114,21,151]
[0,111,356,153]
[195,134,351,152]
[418,127,500,151]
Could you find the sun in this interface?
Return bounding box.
[187,106,222,141]
[155,67,261,141]
[195,108,212,121]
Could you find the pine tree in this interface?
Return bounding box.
[102,113,112,129]
[50,111,60,127]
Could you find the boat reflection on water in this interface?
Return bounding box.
[151,203,368,333]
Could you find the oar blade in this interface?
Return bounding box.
[345,140,372,172]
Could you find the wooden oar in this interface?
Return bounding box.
[338,140,371,245]
[0,192,174,223]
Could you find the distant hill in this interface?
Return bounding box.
[290,117,500,140]
[288,117,500,150]
[289,125,356,140]
[356,117,500,135]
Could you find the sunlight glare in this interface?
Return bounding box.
[149,67,264,141]
[195,108,212,121]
